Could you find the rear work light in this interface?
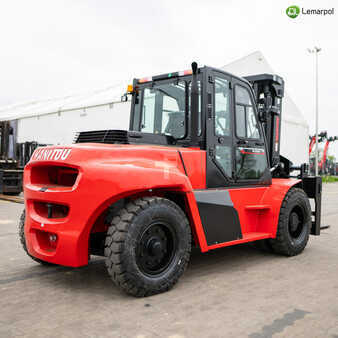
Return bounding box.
[178,69,192,76]
[138,76,152,83]
[137,69,193,84]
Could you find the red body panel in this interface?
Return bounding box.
[186,179,300,252]
[179,150,206,189]
[24,144,204,266]
[24,143,300,267]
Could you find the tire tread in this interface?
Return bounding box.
[104,197,191,297]
[270,188,311,256]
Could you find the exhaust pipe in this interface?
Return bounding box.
[190,62,199,146]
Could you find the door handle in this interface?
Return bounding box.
[237,140,248,145]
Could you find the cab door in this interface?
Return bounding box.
[197,70,270,246]
[195,70,242,246]
[231,78,271,186]
[205,70,234,188]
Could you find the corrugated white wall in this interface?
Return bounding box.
[17,101,131,145]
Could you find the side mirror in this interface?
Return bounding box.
[121,94,128,102]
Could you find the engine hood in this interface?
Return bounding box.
[28,143,206,190]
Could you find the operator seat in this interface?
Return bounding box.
[165,112,185,138]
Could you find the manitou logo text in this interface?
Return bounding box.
[33,148,72,161]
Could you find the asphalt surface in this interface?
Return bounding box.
[0,184,338,338]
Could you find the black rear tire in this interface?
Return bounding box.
[104,197,191,297]
[18,210,54,266]
[270,188,311,256]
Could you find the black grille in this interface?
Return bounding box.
[74,130,129,144]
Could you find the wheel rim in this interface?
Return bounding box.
[288,206,305,240]
[136,221,177,276]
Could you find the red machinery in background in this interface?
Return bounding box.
[309,131,327,156]
[309,132,338,175]
[319,136,338,174]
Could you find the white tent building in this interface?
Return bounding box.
[222,51,309,165]
[0,84,130,146]
[0,51,309,165]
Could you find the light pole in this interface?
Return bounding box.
[307,46,321,176]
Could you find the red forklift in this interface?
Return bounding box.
[19,63,322,297]
[309,131,327,175]
[309,132,338,175]
[319,136,338,175]
[309,131,327,156]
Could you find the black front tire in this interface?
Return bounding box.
[270,188,311,256]
[104,197,191,297]
[18,210,54,265]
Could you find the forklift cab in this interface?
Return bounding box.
[129,66,275,189]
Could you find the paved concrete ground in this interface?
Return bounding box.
[0,184,338,338]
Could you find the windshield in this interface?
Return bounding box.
[132,79,201,139]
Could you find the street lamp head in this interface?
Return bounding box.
[307,47,322,54]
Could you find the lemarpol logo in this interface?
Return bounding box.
[286,5,300,19]
[286,5,334,18]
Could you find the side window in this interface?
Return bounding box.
[162,95,182,137]
[140,82,186,138]
[132,79,201,140]
[216,145,232,177]
[247,107,260,139]
[235,105,245,138]
[188,82,202,136]
[235,148,268,179]
[141,88,156,133]
[235,86,260,139]
[215,78,230,136]
[214,76,232,178]
[235,85,268,180]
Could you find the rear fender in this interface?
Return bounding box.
[79,162,200,261]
